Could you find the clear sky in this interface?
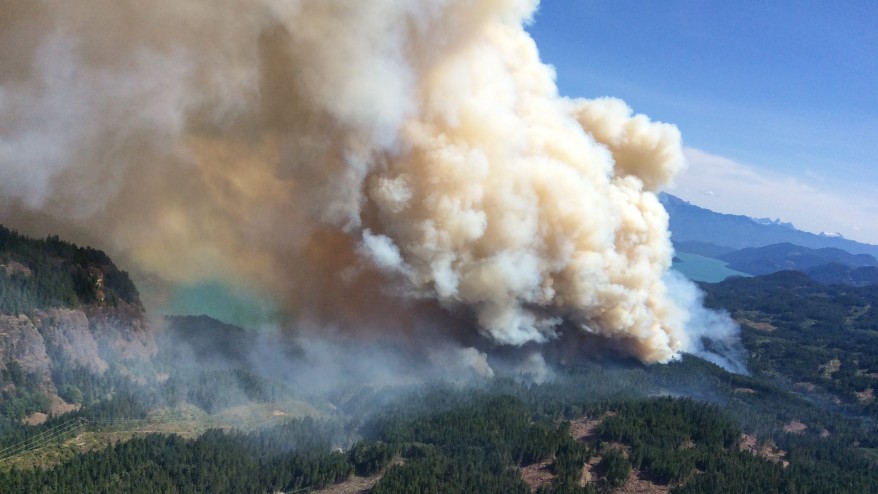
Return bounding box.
[527,0,878,244]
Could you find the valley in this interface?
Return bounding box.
[2,1,876,492]
[1,215,878,492]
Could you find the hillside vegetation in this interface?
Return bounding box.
[0,226,153,425]
[0,228,876,492]
[702,271,878,416]
[0,225,139,314]
[1,361,876,493]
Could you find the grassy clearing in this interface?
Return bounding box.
[0,399,325,471]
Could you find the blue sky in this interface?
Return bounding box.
[527,0,878,243]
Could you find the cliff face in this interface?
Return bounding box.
[32,309,106,373]
[0,305,155,386]
[0,314,52,381]
[0,225,156,387]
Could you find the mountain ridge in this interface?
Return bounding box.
[718,242,878,276]
[660,193,878,258]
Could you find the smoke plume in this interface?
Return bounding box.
[0,0,735,369]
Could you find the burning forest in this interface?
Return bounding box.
[0,0,740,376]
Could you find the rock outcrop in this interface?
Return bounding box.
[0,224,156,386]
[0,314,52,381]
[0,304,155,386]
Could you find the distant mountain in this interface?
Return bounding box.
[158,315,304,371]
[161,315,255,369]
[805,263,878,287]
[751,217,795,230]
[717,243,878,276]
[660,193,878,258]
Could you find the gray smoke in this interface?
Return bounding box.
[0,0,742,373]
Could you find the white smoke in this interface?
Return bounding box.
[664,271,746,373]
[0,0,738,369]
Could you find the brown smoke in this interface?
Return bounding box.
[0,0,696,365]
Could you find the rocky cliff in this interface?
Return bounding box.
[0,314,52,382]
[0,304,156,395]
[0,226,155,397]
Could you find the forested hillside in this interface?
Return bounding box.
[0,225,139,314]
[1,364,876,493]
[0,225,152,425]
[701,271,878,416]
[0,228,876,492]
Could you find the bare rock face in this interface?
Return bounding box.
[0,314,52,380]
[0,304,155,382]
[33,309,108,373]
[0,225,155,388]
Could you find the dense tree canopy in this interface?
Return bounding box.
[0,225,139,314]
[0,228,876,492]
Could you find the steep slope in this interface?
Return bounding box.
[0,225,154,417]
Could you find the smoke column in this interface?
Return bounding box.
[0,0,733,368]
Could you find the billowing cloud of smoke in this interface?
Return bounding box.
[0,0,739,371]
[664,272,747,374]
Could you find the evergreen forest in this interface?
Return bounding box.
[0,226,876,492]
